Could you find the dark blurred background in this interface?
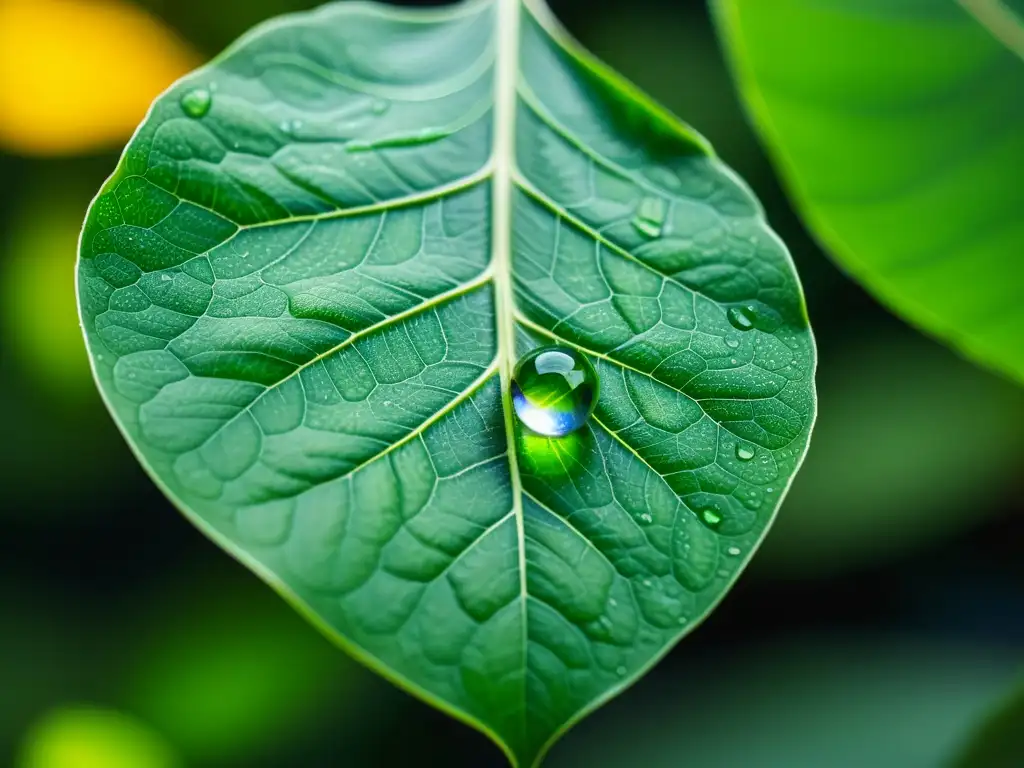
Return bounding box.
[2,0,1021,766]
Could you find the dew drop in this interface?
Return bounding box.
[639,512,653,524]
[631,196,666,238]
[371,99,389,115]
[609,598,618,607]
[735,444,755,461]
[727,546,741,556]
[700,508,722,528]
[725,336,740,349]
[616,666,627,677]
[160,274,172,282]
[180,87,212,118]
[642,578,653,588]
[511,346,598,437]
[677,616,687,625]
[727,305,757,331]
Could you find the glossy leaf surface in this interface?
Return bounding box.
[715,0,1024,382]
[76,1,815,763]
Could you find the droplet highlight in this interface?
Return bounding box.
[735,444,755,461]
[632,196,666,238]
[700,508,722,528]
[180,87,212,118]
[511,346,598,437]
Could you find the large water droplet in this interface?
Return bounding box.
[512,346,598,437]
[632,196,666,238]
[735,444,755,461]
[727,305,757,331]
[180,87,212,118]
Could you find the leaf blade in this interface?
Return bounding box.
[77,1,816,764]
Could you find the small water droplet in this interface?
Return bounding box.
[290,119,304,132]
[735,445,754,461]
[160,274,172,282]
[642,578,652,588]
[279,119,291,133]
[512,346,598,437]
[677,616,687,625]
[730,358,738,365]
[616,666,627,676]
[727,546,741,556]
[766,487,774,494]
[725,336,739,349]
[727,305,757,331]
[609,598,618,607]
[371,99,389,115]
[701,508,722,528]
[631,196,666,238]
[180,87,212,118]
[639,512,653,524]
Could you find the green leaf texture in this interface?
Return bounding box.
[714,0,1024,383]
[76,1,815,764]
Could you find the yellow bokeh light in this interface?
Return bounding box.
[0,0,199,156]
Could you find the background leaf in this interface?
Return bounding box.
[76,0,815,763]
[714,0,1024,382]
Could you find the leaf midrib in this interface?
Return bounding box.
[489,0,530,750]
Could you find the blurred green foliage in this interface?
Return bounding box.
[16,707,181,768]
[955,677,1024,768]
[125,572,357,764]
[1,182,96,397]
[554,636,1023,768]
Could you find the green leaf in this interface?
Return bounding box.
[714,0,1024,382]
[954,676,1024,768]
[76,0,815,764]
